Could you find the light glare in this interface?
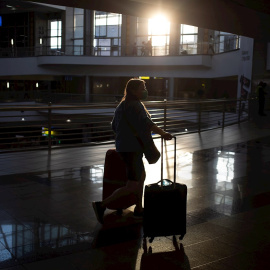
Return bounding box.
[148,14,170,46]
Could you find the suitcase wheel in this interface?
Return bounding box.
[143,236,155,243]
[149,237,154,243]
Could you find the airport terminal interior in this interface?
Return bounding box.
[1,0,270,269]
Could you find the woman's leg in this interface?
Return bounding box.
[135,168,146,213]
[92,152,143,223]
[92,180,140,224]
[101,180,140,209]
[102,166,145,211]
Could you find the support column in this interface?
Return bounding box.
[85,76,91,103]
[168,78,175,100]
[170,23,180,56]
[252,39,269,82]
[252,39,270,110]
[85,10,94,56]
[48,81,52,103]
[65,7,74,54]
[126,15,137,56]
[121,15,127,56]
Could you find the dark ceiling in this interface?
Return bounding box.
[0,0,63,13]
[3,0,270,40]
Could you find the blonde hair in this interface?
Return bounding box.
[121,78,145,102]
[120,78,150,116]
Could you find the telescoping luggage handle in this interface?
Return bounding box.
[161,136,177,188]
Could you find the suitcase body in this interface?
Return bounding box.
[102,149,137,210]
[143,137,187,242]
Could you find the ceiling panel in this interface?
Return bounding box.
[12,0,270,40]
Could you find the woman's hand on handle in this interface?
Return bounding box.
[161,132,173,140]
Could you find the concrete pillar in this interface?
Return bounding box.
[85,10,94,55]
[252,39,269,81]
[48,81,52,103]
[65,7,74,55]
[85,76,91,103]
[170,23,180,56]
[121,15,127,56]
[198,28,208,54]
[125,15,138,56]
[252,39,270,109]
[168,78,175,100]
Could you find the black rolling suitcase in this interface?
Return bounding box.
[143,136,187,243]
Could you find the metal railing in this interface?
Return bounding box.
[0,38,240,58]
[0,99,252,153]
[0,91,170,104]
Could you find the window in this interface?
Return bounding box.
[148,15,170,56]
[94,12,122,56]
[0,13,29,48]
[49,20,62,50]
[218,32,240,53]
[180,24,198,54]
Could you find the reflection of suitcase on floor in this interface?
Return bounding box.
[102,149,137,210]
[143,137,187,242]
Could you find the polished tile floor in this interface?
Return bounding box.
[0,116,270,270]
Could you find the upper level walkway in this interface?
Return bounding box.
[0,114,270,269]
[0,39,241,78]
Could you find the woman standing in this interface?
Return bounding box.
[92,78,172,224]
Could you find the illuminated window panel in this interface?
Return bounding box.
[94,12,122,56]
[49,20,62,50]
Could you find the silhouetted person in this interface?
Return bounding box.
[146,38,152,56]
[132,42,138,56]
[92,78,172,224]
[209,35,215,54]
[197,84,205,99]
[141,41,146,56]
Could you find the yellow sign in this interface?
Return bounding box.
[42,127,58,136]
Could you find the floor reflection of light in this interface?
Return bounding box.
[89,165,104,183]
[0,225,12,247]
[144,161,162,185]
[0,223,75,262]
[216,151,235,183]
[177,152,193,188]
[214,193,234,215]
[214,151,235,215]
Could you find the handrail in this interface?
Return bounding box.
[0,98,245,110]
[0,98,253,153]
[0,38,240,58]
